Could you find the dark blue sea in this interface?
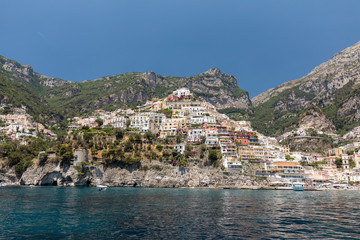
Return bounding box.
[1,187,360,239]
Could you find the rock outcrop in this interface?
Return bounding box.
[299,109,336,133]
[250,41,360,136]
[284,136,333,153]
[20,162,269,189]
[187,68,251,109]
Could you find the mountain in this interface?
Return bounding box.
[250,41,360,136]
[0,55,250,123]
[3,41,359,137]
[0,57,64,124]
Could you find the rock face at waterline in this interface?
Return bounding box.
[20,162,269,188]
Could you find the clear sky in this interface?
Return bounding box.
[1,0,360,98]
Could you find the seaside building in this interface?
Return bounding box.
[272,161,305,182]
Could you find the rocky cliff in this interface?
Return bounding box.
[250,41,360,136]
[186,68,251,109]
[0,55,68,87]
[252,41,360,106]
[20,162,269,189]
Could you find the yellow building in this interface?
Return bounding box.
[273,161,302,173]
[238,145,269,162]
[152,101,164,111]
[328,148,343,156]
[160,117,186,138]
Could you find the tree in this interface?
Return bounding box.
[156,144,163,152]
[59,144,73,163]
[335,157,342,169]
[347,150,354,155]
[95,118,103,126]
[185,144,193,151]
[126,120,131,128]
[115,129,124,140]
[134,133,142,143]
[200,144,207,152]
[178,160,189,167]
[208,149,218,162]
[124,140,133,152]
[161,108,173,118]
[176,134,182,144]
[349,158,356,169]
[144,131,155,143]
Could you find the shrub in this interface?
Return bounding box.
[151,165,163,171]
[335,157,343,169]
[139,165,149,171]
[178,160,189,167]
[95,118,103,126]
[156,144,163,152]
[124,140,133,152]
[185,144,193,151]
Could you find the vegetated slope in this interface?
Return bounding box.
[0,55,251,120]
[0,73,61,124]
[250,41,360,136]
[42,68,251,116]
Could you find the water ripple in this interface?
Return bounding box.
[1,187,360,239]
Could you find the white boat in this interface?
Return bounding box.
[97,185,108,191]
[293,182,305,191]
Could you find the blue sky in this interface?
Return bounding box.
[1,0,360,98]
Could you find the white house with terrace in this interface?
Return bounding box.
[187,128,204,143]
[172,88,191,98]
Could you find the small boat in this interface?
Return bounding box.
[97,185,107,191]
[293,182,305,191]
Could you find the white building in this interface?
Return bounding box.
[189,106,204,116]
[172,88,191,98]
[187,129,204,143]
[110,116,127,129]
[191,116,204,124]
[203,116,216,124]
[219,136,241,169]
[205,129,218,146]
[129,113,150,132]
[174,143,185,154]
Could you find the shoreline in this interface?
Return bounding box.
[5,183,357,191]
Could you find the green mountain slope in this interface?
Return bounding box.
[0,73,61,124]
[0,56,251,122]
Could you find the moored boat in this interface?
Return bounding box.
[97,185,108,191]
[293,182,305,191]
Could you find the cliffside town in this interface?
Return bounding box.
[2,41,360,188]
[2,88,360,188]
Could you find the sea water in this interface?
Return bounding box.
[1,186,360,239]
